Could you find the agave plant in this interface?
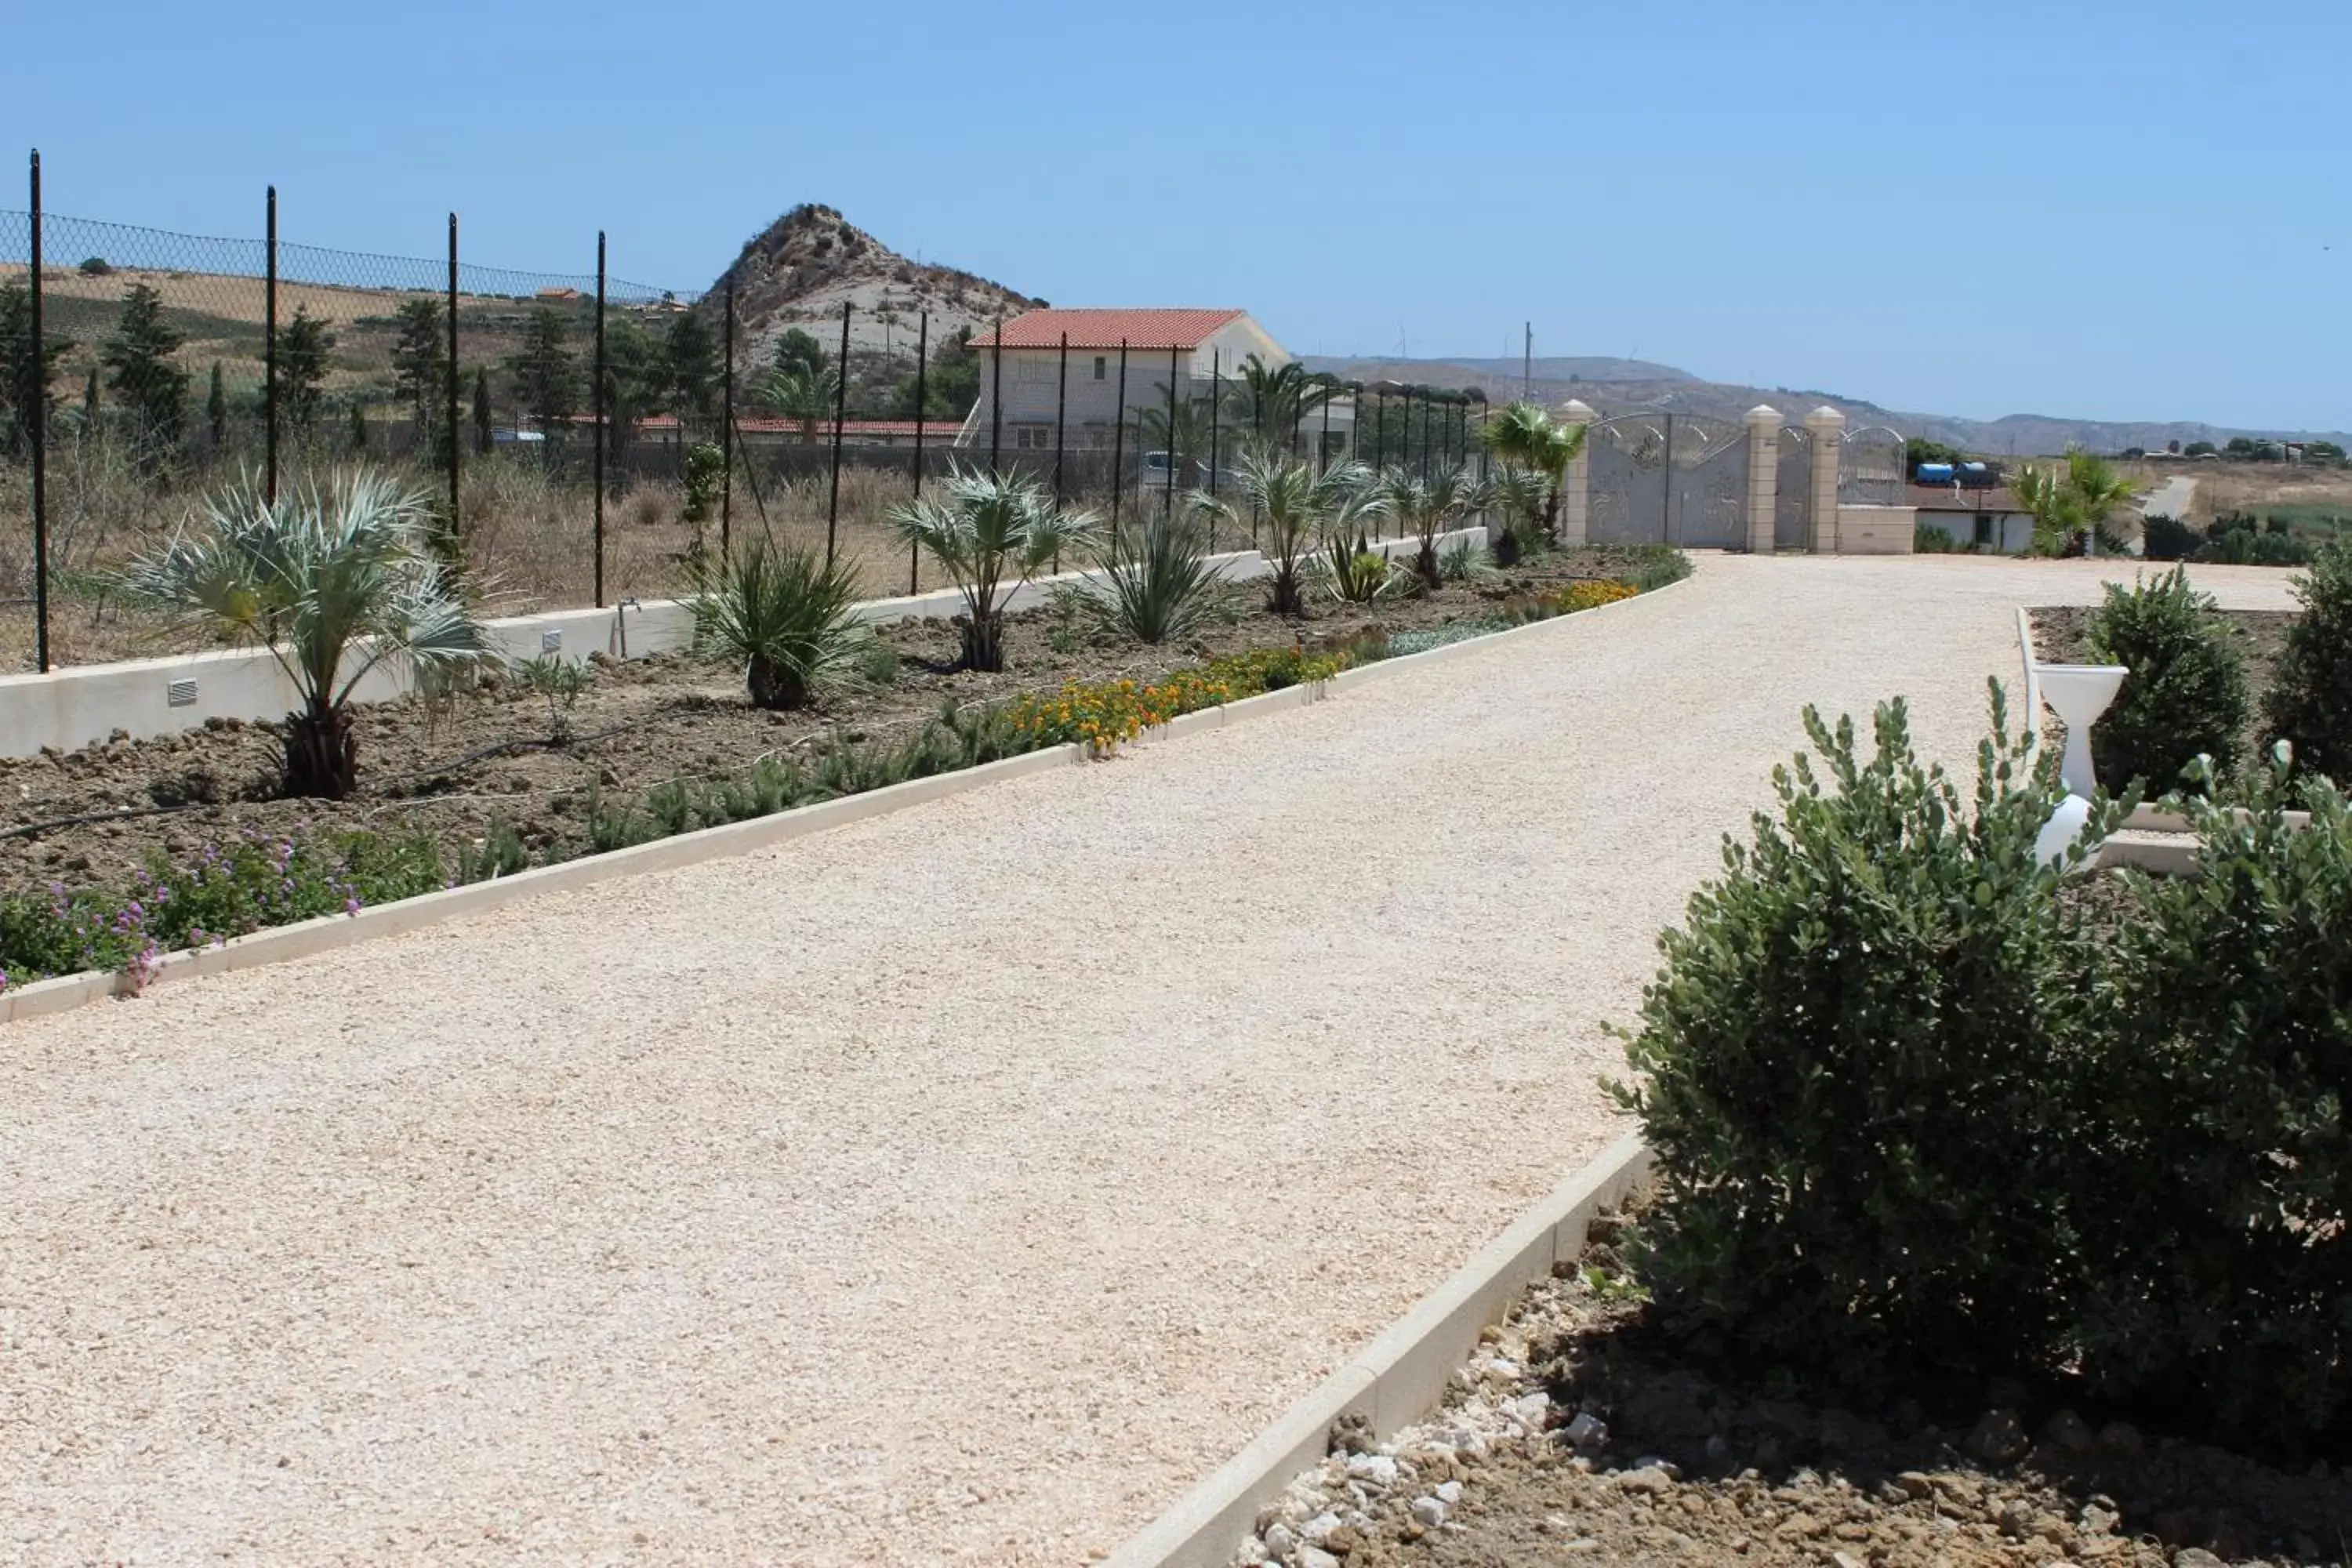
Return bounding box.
[892,465,1094,670]
[1319,533,1407,604]
[686,534,865,709]
[118,468,498,800]
[1194,448,1381,616]
[1088,513,1223,644]
[1475,400,1586,546]
[1380,464,1496,589]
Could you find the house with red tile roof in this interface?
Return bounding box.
[959,307,1349,460]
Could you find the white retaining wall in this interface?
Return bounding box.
[0,528,1482,760]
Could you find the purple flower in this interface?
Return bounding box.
[343,897,362,916]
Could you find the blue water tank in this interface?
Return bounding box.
[1915,462,1955,485]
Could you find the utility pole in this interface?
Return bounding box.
[1523,321,1531,403]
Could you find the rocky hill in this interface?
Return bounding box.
[702,205,1041,368]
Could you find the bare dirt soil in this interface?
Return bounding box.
[0,548,1642,901]
[1268,1211,2352,1568]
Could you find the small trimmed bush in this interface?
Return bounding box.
[2086,568,2249,795]
[2266,538,2352,781]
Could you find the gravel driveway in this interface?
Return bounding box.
[0,554,2304,1564]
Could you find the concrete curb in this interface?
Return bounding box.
[1102,1134,1654,1568]
[2,567,1692,1024]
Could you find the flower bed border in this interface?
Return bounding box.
[1,572,1690,1025]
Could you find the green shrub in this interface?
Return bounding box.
[2266,538,2352,781]
[1088,514,1222,644]
[1615,543,1693,593]
[1915,524,1967,554]
[2196,513,2318,566]
[2141,513,2202,561]
[2085,568,2249,794]
[2074,764,2352,1446]
[1613,687,2110,1392]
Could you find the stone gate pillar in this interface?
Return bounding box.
[1805,405,1846,553]
[1559,398,1595,546]
[1744,405,1780,554]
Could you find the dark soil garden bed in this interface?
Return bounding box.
[0,546,1665,906]
[1256,1203,2352,1568]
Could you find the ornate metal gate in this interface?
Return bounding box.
[1587,412,1750,547]
[1839,424,1907,506]
[1586,414,1668,544]
[1666,416,1748,548]
[1776,423,1813,549]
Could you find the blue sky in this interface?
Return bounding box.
[5,0,2346,433]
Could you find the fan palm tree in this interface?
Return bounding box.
[118,469,498,800]
[1194,451,1380,616]
[1221,355,1339,452]
[892,465,1094,670]
[1489,466,1551,565]
[757,364,840,444]
[1475,400,1586,544]
[2016,448,2140,557]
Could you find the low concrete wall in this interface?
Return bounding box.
[1836,504,1918,555]
[0,528,1482,760]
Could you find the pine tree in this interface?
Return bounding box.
[0,279,70,456]
[664,308,719,426]
[276,305,334,433]
[389,298,446,451]
[770,327,827,380]
[207,362,227,448]
[101,282,190,450]
[508,306,579,430]
[472,365,492,454]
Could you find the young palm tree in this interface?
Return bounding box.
[2016,448,2140,556]
[1475,400,1586,544]
[686,534,865,709]
[892,466,1094,670]
[1380,464,1495,589]
[1489,466,1551,565]
[1195,450,1378,616]
[758,364,839,445]
[118,469,497,800]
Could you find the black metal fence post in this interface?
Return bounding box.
[1053,332,1068,507]
[1319,385,1331,474]
[1110,338,1128,545]
[720,279,735,560]
[987,316,1003,476]
[28,149,48,673]
[909,310,927,596]
[1372,387,1386,471]
[1207,348,1221,546]
[445,213,460,535]
[824,301,850,565]
[593,230,607,608]
[264,185,278,505]
[1163,345,1178,517]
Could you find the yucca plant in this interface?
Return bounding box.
[1196,448,1379,615]
[686,534,864,709]
[892,464,1094,670]
[1475,401,1585,546]
[1319,533,1405,604]
[1089,513,1223,644]
[118,468,497,800]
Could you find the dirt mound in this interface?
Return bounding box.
[703,203,1039,361]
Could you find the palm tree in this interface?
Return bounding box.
[1221,355,1338,452]
[1489,466,1550,565]
[1475,400,1586,545]
[1137,390,1217,477]
[1381,464,1495,589]
[758,364,840,445]
[118,469,498,800]
[892,465,1095,670]
[1195,451,1380,615]
[2016,448,2140,557]
[686,535,864,709]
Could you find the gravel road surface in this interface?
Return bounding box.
[0,554,2303,1564]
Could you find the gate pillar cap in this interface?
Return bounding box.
[1805,405,1847,430]
[1746,404,1780,426]
[1559,398,1597,423]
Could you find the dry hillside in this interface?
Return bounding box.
[702,204,1040,367]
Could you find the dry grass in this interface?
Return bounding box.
[2121,458,2352,526]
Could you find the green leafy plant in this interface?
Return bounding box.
[456,815,531,883]
[1613,685,2118,1392]
[681,441,726,539]
[117,468,499,799]
[1192,449,1377,616]
[1087,513,1222,644]
[1439,538,1479,583]
[517,653,594,743]
[1475,401,1585,546]
[2014,448,2139,557]
[1319,536,1403,604]
[685,534,864,709]
[891,466,1094,671]
[1379,464,1494,590]
[2085,568,2249,794]
[851,633,900,685]
[2265,537,2352,780]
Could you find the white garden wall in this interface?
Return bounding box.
[0,528,1483,759]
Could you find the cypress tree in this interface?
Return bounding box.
[207,361,227,448]
[473,365,493,454]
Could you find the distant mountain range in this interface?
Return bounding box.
[1301,356,2352,457]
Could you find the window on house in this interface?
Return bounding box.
[1014,425,1054,451]
[1093,356,1107,381]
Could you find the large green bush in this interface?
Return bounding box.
[2086,568,2249,795]
[1614,688,2105,1389]
[2074,763,2352,1448]
[2267,538,2352,782]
